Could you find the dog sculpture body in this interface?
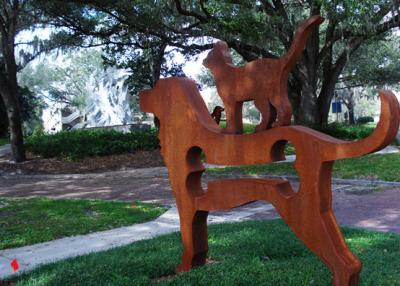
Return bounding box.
[140,75,399,285]
[203,16,324,133]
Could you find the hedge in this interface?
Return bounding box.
[25,129,159,159]
[316,123,374,140]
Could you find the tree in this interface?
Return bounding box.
[0,1,58,161]
[0,0,96,162]
[36,1,192,127]
[340,36,400,90]
[0,97,6,137]
[19,49,104,110]
[0,0,29,161]
[37,1,400,127]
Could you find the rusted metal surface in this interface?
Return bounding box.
[203,16,324,134]
[139,17,400,286]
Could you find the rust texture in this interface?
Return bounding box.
[139,16,400,286]
[203,16,324,134]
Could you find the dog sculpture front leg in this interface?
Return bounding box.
[176,205,209,272]
[173,150,209,272]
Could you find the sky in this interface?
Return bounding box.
[178,50,216,105]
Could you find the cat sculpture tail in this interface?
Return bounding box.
[282,15,324,72]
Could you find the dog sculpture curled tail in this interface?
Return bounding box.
[203,16,324,134]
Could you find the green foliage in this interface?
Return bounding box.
[342,37,400,90]
[316,123,374,140]
[219,121,256,134]
[7,220,400,285]
[25,129,159,159]
[357,116,374,124]
[0,197,166,250]
[218,122,373,141]
[19,49,105,111]
[0,137,9,146]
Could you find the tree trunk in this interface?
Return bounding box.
[0,0,26,162]
[294,82,321,126]
[317,90,335,126]
[348,108,355,125]
[0,96,8,137]
[0,81,25,162]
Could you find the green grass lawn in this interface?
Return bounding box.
[0,197,166,250]
[0,137,9,146]
[6,220,400,285]
[219,121,256,134]
[207,153,400,182]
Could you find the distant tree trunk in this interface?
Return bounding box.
[295,83,321,126]
[0,96,8,137]
[348,107,355,125]
[341,89,356,125]
[0,74,25,162]
[0,0,26,162]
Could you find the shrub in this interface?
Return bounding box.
[316,123,374,140]
[356,116,374,124]
[25,129,159,159]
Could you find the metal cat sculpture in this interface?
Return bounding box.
[139,17,400,286]
[203,16,324,134]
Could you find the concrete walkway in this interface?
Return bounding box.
[0,203,274,279]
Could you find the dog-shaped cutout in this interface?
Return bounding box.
[203,16,324,134]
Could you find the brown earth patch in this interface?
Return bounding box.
[0,150,164,175]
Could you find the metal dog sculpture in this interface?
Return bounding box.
[203,16,324,134]
[140,76,399,285]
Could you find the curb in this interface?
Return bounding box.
[0,167,168,180]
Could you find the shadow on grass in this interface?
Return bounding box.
[7,220,400,285]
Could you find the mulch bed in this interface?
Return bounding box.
[0,150,164,175]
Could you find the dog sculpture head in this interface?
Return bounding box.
[139,85,163,119]
[203,41,233,69]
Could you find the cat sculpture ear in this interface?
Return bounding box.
[203,41,233,68]
[214,41,233,64]
[214,41,228,50]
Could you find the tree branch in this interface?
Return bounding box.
[174,0,208,23]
